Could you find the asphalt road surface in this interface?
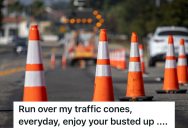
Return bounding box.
[0,45,188,128]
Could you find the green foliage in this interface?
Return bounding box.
[66,0,188,37]
[0,0,3,30]
[9,1,23,13]
[52,1,69,10]
[30,1,45,21]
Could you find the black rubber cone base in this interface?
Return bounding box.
[119,96,153,101]
[156,89,187,94]
[179,83,188,86]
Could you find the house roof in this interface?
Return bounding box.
[2,16,36,23]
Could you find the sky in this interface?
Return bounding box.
[15,0,70,6]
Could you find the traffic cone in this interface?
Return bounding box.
[110,51,112,66]
[119,48,127,70]
[93,29,114,101]
[62,53,66,69]
[116,49,121,69]
[177,39,188,86]
[156,35,187,93]
[23,25,47,101]
[51,52,55,70]
[139,44,146,73]
[115,50,118,68]
[111,51,115,67]
[119,33,153,101]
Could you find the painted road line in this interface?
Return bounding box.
[0,62,51,77]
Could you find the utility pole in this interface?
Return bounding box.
[156,0,160,7]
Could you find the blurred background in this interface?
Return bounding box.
[0,0,187,41]
[1,1,188,127]
[0,0,188,67]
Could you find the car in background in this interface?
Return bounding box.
[148,26,188,66]
[12,39,27,54]
[13,42,27,54]
[8,36,27,44]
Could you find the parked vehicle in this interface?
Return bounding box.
[8,36,27,44]
[13,42,27,54]
[148,26,188,66]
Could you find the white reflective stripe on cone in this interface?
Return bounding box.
[140,58,144,62]
[117,51,120,61]
[179,45,186,55]
[139,49,143,56]
[119,55,125,61]
[24,71,46,87]
[95,65,111,76]
[166,44,175,56]
[178,58,187,66]
[51,53,55,59]
[97,41,109,59]
[27,40,43,64]
[165,60,176,68]
[129,62,141,72]
[130,43,140,57]
[124,51,126,61]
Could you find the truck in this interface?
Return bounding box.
[64,30,98,67]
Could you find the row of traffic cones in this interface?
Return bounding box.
[23,25,187,102]
[156,36,187,93]
[93,30,188,101]
[93,30,153,101]
[50,52,67,70]
[110,48,127,70]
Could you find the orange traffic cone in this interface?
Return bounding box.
[119,48,127,70]
[156,35,187,93]
[110,51,112,66]
[51,53,55,70]
[111,51,115,67]
[119,33,153,101]
[93,29,114,101]
[116,49,121,69]
[115,50,118,68]
[62,53,67,69]
[23,25,48,101]
[139,44,146,73]
[177,39,188,86]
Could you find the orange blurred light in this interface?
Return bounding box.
[76,18,81,23]
[70,18,75,24]
[87,18,92,23]
[96,22,102,27]
[96,14,101,19]
[99,18,104,23]
[82,18,87,23]
[93,26,98,31]
[93,10,98,15]
[65,19,69,23]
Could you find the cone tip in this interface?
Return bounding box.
[180,38,184,45]
[29,25,40,40]
[168,35,173,44]
[100,29,106,33]
[99,29,107,41]
[131,32,138,42]
[31,25,38,28]
[132,33,137,36]
[139,44,143,49]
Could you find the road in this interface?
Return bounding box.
[0,44,188,128]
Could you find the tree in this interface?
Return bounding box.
[30,1,45,22]
[9,1,24,36]
[0,0,3,30]
[51,1,69,10]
